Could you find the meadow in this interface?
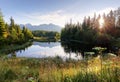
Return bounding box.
[0,55,119,82]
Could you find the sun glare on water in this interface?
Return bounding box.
[99,17,104,28]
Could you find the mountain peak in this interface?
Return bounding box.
[20,23,61,32]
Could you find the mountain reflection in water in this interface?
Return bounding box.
[8,42,83,60]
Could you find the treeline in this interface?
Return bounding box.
[61,8,120,47]
[32,30,60,41]
[0,11,33,45]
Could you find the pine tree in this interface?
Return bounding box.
[22,26,33,41]
[0,10,7,39]
[8,17,18,43]
[82,16,87,30]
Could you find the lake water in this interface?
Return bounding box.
[9,42,83,60]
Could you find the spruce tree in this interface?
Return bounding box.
[0,10,7,39]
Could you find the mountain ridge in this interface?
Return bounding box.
[20,23,62,32]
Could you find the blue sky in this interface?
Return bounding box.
[0,0,120,26]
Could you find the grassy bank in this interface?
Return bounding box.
[0,55,119,82]
[0,42,32,55]
[33,37,57,42]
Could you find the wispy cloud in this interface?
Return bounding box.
[88,7,116,17]
[21,10,84,27]
[19,7,115,27]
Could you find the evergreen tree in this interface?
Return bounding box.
[0,10,7,38]
[61,8,120,47]
[0,10,34,45]
[82,16,87,30]
[8,17,18,43]
[22,26,33,40]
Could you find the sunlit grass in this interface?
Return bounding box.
[0,55,119,82]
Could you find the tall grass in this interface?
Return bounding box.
[0,55,119,82]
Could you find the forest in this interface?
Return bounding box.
[0,10,60,45]
[0,11,33,45]
[61,8,120,48]
[32,30,60,41]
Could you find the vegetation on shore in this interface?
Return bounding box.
[32,30,60,42]
[61,8,120,48]
[33,37,57,42]
[0,11,33,45]
[0,55,119,82]
[0,42,32,55]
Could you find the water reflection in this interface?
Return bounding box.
[9,51,16,57]
[6,41,120,59]
[33,42,59,48]
[8,42,83,60]
[61,42,95,58]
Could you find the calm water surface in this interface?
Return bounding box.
[10,42,83,60]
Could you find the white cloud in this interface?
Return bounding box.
[17,7,116,27]
[88,7,116,18]
[97,7,116,14]
[20,10,84,27]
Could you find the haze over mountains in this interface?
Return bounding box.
[20,23,62,32]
